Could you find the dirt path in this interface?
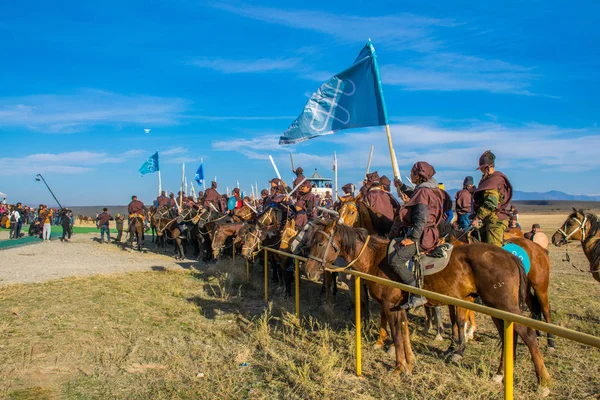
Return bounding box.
[0,232,192,285]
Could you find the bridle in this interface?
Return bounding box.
[280,223,298,250]
[308,229,341,269]
[242,225,264,258]
[338,201,358,226]
[557,214,588,243]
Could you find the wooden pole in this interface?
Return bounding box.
[333,151,338,202]
[355,276,362,376]
[365,145,374,176]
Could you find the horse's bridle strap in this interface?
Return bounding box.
[326,235,371,273]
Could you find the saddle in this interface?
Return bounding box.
[129,213,145,221]
[502,243,531,275]
[387,238,454,277]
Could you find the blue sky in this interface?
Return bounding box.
[1,1,599,205]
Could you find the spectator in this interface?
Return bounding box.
[525,224,541,241]
[97,208,113,243]
[39,205,53,241]
[115,213,125,242]
[15,202,24,238]
[9,206,20,239]
[60,208,72,242]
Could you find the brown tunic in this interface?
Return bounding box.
[203,188,220,210]
[398,185,444,251]
[97,212,112,226]
[156,195,170,209]
[474,171,513,220]
[455,188,473,216]
[128,200,145,215]
[292,174,306,188]
[365,187,395,221]
[293,191,316,228]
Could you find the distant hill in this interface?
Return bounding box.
[446,189,600,201]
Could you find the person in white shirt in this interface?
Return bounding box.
[9,208,20,239]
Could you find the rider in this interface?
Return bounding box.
[455,176,474,229]
[203,181,221,212]
[359,171,378,198]
[128,195,146,217]
[365,174,400,222]
[258,189,269,212]
[388,162,445,310]
[292,179,316,229]
[156,191,170,210]
[292,167,305,188]
[334,183,354,210]
[232,188,243,210]
[471,150,513,247]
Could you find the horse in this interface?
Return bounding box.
[443,223,556,349]
[552,208,600,283]
[339,196,445,341]
[231,204,257,223]
[304,221,550,393]
[128,215,145,251]
[212,222,245,259]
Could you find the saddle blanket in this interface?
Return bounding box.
[388,239,454,276]
[502,243,531,275]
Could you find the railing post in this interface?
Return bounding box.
[504,320,514,400]
[355,276,362,376]
[295,258,300,319]
[264,248,268,302]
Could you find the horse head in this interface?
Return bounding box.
[338,196,358,226]
[241,224,264,259]
[304,220,341,282]
[552,208,589,246]
[279,219,297,251]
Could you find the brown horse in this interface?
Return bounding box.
[444,224,556,349]
[212,222,245,259]
[128,215,145,251]
[304,221,550,392]
[552,209,600,283]
[231,204,256,223]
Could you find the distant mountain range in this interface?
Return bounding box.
[447,189,600,202]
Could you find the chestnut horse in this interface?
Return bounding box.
[304,222,550,392]
[444,224,556,349]
[128,215,144,251]
[212,222,245,259]
[552,209,600,283]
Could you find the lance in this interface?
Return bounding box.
[236,179,240,189]
[243,201,258,214]
[180,163,185,207]
[365,145,374,176]
[290,152,295,173]
[333,151,338,201]
[269,155,282,181]
[405,176,415,189]
[316,206,339,218]
[286,177,307,198]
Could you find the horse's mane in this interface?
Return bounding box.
[582,211,600,269]
[438,221,472,243]
[308,220,388,258]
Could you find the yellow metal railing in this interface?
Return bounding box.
[249,247,600,400]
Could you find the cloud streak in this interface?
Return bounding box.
[0,89,189,133]
[0,149,145,176]
[190,57,301,73]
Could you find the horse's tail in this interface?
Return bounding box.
[511,254,528,310]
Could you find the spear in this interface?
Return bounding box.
[365,145,374,176]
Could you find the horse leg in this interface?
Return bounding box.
[465,310,477,341]
[445,305,458,356]
[449,307,468,363]
[374,308,388,350]
[400,309,415,371]
[332,272,338,297]
[362,283,370,322]
[514,323,551,392]
[434,306,444,341]
[536,290,556,350]
[424,305,433,334]
[284,259,294,298]
[386,305,409,375]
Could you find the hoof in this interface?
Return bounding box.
[392,367,411,376]
[373,341,384,350]
[492,374,503,384]
[547,346,556,353]
[386,345,396,356]
[449,354,463,364]
[466,327,475,340]
[434,334,443,342]
[538,386,550,397]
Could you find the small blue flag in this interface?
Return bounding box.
[279,40,388,145]
[195,163,204,185]
[139,151,159,175]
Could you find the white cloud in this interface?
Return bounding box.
[162,147,188,156]
[0,89,188,133]
[0,150,144,176]
[190,57,301,73]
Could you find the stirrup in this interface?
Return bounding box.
[399,295,427,310]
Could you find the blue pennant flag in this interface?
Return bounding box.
[279,40,388,145]
[195,163,204,185]
[139,151,159,175]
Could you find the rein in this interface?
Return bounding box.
[326,235,371,273]
[558,214,600,274]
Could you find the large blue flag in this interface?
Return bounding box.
[195,163,204,185]
[279,40,388,145]
[139,151,159,175]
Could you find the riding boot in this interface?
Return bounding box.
[388,242,426,310]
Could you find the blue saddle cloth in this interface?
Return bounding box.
[502,243,531,275]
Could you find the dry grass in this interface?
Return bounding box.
[0,214,599,399]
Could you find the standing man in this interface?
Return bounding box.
[9,206,20,239]
[40,205,53,241]
[115,213,125,242]
[15,202,24,239]
[472,150,513,247]
[97,207,113,243]
[61,208,72,242]
[455,176,475,229]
